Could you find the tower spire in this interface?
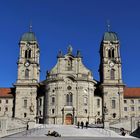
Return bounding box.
[29,21,32,32]
[106,20,111,32]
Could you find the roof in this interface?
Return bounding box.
[0,88,14,98]
[103,32,119,42]
[20,31,37,41]
[124,87,140,98]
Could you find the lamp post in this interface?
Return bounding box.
[75,116,77,124]
[61,108,64,124]
[118,91,121,120]
[73,107,75,124]
[103,104,108,128]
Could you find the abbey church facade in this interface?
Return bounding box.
[0,29,140,125]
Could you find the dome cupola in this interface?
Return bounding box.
[20,25,37,41]
[103,32,118,42]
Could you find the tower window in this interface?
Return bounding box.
[112,49,114,58]
[110,69,115,80]
[66,93,73,106]
[25,50,28,58]
[112,100,116,109]
[25,69,29,79]
[52,97,55,105]
[25,49,31,59]
[52,109,55,114]
[108,49,111,58]
[108,48,114,58]
[28,50,31,58]
[24,99,27,108]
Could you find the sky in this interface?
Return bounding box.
[0,0,140,87]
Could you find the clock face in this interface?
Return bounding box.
[109,62,114,67]
[24,61,30,67]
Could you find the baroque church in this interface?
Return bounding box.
[0,27,140,125]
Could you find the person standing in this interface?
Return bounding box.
[86,121,89,129]
[81,121,84,129]
[77,121,80,128]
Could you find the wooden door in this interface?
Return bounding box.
[65,114,72,125]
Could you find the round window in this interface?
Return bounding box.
[67,86,72,90]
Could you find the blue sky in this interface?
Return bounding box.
[0,0,140,87]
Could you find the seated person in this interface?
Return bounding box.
[47,130,61,137]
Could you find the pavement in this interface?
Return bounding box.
[0,125,138,140]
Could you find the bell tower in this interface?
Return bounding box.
[14,26,40,121]
[99,30,125,122]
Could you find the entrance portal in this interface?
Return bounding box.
[65,114,72,125]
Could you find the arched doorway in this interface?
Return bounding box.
[65,114,72,125]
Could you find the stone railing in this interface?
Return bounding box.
[0,127,26,137]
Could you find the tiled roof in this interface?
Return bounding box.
[124,87,140,98]
[0,88,14,98]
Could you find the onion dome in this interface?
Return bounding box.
[103,32,119,42]
[20,32,37,41]
[20,25,37,41]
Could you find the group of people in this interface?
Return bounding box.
[77,121,89,129]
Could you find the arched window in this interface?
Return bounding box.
[25,49,31,59]
[112,100,116,109]
[28,50,31,58]
[25,69,29,79]
[108,49,111,58]
[108,48,115,58]
[112,48,114,58]
[52,97,55,105]
[66,93,73,106]
[110,69,115,80]
[52,109,55,114]
[25,50,28,58]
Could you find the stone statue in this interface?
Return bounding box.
[57,50,63,57]
[76,50,81,57]
[67,45,73,54]
[30,103,34,113]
